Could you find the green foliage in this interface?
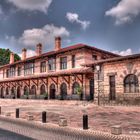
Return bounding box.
[24,91,29,97]
[76,86,83,95]
[0,48,20,66]
[43,92,48,98]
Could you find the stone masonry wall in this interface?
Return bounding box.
[94,58,140,103]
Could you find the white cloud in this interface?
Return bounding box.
[113,48,132,56]
[18,24,70,47]
[7,0,52,14]
[66,12,90,30]
[5,24,70,54]
[105,0,140,25]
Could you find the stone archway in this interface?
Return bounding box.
[17,86,21,99]
[60,83,67,100]
[6,87,9,96]
[40,84,46,95]
[72,82,80,94]
[11,87,15,98]
[0,87,4,98]
[50,84,56,99]
[24,86,29,95]
[30,85,36,95]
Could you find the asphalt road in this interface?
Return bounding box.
[0,128,33,140]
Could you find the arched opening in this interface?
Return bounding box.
[0,87,4,98]
[24,86,29,95]
[6,87,9,96]
[60,83,67,100]
[40,84,46,95]
[17,86,21,98]
[30,85,36,95]
[11,87,15,98]
[124,74,139,93]
[50,84,56,99]
[72,82,80,94]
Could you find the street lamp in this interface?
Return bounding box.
[96,65,100,106]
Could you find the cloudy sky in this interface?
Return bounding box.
[0,0,140,57]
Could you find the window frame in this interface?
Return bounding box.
[48,57,56,71]
[60,56,67,70]
[72,55,76,68]
[24,62,34,76]
[124,74,139,93]
[40,61,46,73]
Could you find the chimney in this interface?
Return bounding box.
[22,48,27,60]
[10,52,14,64]
[55,37,61,51]
[36,43,42,56]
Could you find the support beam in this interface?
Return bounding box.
[62,76,70,89]
[40,78,48,85]
[76,74,83,84]
[50,77,58,85]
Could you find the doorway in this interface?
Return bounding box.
[89,79,94,100]
[109,76,116,100]
[50,84,56,99]
[60,83,67,100]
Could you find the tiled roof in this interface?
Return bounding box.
[0,67,92,83]
[83,53,140,67]
[0,43,119,69]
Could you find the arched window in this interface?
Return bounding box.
[124,74,139,93]
[40,84,46,95]
[72,82,80,94]
[6,87,9,95]
[24,86,29,95]
[30,85,36,95]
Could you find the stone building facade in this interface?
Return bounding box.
[0,37,118,100]
[85,54,140,104]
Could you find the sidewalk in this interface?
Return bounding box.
[0,116,139,140]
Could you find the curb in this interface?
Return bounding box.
[0,116,139,140]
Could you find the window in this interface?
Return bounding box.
[72,55,76,68]
[24,62,34,76]
[48,58,56,71]
[60,57,67,70]
[124,74,139,93]
[6,67,16,78]
[40,61,46,73]
[17,67,22,76]
[92,55,97,60]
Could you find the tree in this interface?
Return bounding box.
[0,48,20,66]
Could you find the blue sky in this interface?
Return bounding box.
[0,0,140,57]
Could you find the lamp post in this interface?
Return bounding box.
[96,65,100,106]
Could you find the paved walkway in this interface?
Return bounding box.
[0,99,140,136]
[0,116,139,140]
